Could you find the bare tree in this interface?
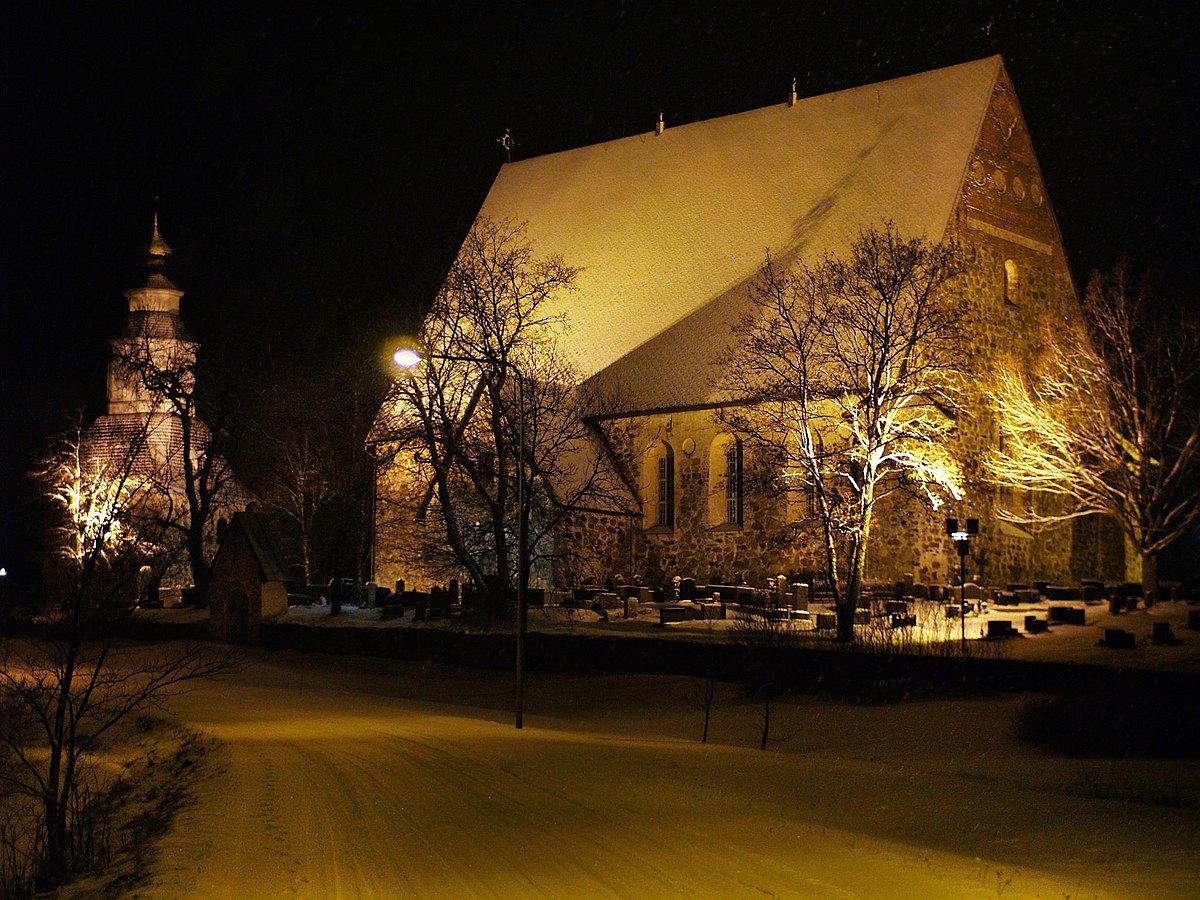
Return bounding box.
[987,258,1200,597]
[688,616,720,743]
[114,324,248,600]
[256,345,387,593]
[4,411,236,891]
[511,344,635,594]
[376,217,629,620]
[260,426,332,584]
[732,590,804,750]
[723,224,968,641]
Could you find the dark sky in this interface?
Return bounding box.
[1,2,1197,581]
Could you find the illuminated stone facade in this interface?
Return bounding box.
[374,57,1127,593]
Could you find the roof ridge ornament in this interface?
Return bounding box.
[789,77,797,107]
[655,111,664,136]
[147,205,172,260]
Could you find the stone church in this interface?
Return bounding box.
[373,56,1125,594]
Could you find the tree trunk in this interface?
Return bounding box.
[188,527,210,603]
[1141,551,1160,603]
[760,694,771,751]
[42,672,72,888]
[41,795,69,889]
[1123,529,1143,586]
[329,561,343,616]
[301,531,312,584]
[487,516,512,623]
[837,522,870,642]
[836,484,875,642]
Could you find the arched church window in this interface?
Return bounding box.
[802,431,824,519]
[725,440,744,525]
[708,434,743,527]
[1004,259,1020,306]
[644,441,675,529]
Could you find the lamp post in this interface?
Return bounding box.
[393,347,529,729]
[945,517,979,652]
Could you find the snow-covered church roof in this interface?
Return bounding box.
[475,55,1005,413]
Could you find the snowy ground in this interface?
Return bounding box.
[112,647,1200,899]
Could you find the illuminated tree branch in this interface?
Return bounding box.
[988,258,1200,594]
[374,217,630,619]
[7,410,238,890]
[723,223,968,642]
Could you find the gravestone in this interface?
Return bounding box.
[1151,622,1179,644]
[1049,606,1086,625]
[591,592,622,611]
[1024,615,1049,634]
[1102,628,1136,649]
[791,583,809,610]
[1045,585,1081,601]
[987,619,1018,638]
[659,606,688,625]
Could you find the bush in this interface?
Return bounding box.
[1017,689,1200,758]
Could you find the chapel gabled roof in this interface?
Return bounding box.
[211,511,291,584]
[474,56,1006,413]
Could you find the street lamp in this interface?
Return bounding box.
[394,345,530,730]
[945,517,979,652]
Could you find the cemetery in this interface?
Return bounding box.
[136,560,1199,679]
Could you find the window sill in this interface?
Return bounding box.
[708,522,743,533]
[643,524,674,535]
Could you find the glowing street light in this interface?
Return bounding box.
[393,345,530,730]
[392,348,421,369]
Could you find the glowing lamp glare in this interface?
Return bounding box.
[393,348,421,369]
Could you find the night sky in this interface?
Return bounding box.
[2,2,1196,584]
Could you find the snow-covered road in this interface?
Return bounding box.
[131,649,1199,899]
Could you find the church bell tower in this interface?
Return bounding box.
[105,214,199,418]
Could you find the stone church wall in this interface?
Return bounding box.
[373,70,1132,594]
